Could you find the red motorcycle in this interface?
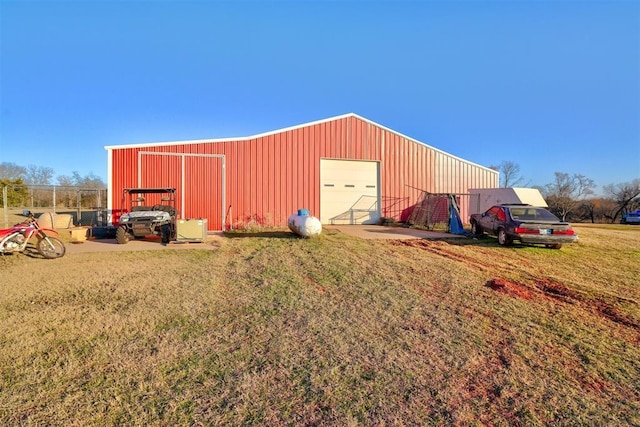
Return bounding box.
[0,211,66,259]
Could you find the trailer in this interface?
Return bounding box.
[468,187,547,216]
[621,210,640,224]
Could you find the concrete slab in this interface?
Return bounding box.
[326,225,468,240]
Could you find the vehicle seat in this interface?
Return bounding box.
[156,205,176,216]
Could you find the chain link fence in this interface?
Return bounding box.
[407,191,479,231]
[1,184,108,228]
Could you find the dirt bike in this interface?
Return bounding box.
[0,211,66,259]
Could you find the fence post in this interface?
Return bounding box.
[76,189,81,225]
[2,186,8,228]
[53,185,56,213]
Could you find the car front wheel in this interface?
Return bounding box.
[116,225,130,244]
[497,228,512,246]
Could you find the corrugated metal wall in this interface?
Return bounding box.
[108,115,498,230]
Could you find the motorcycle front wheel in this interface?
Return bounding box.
[37,236,66,259]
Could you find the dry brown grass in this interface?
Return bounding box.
[0,223,638,425]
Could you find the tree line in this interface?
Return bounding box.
[0,162,106,208]
[491,161,640,224]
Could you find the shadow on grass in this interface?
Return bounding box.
[430,235,568,250]
[224,231,299,239]
[0,245,49,259]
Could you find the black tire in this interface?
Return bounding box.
[37,236,66,259]
[471,220,483,237]
[161,224,171,245]
[116,225,130,244]
[497,228,512,246]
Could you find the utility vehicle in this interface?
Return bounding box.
[116,188,177,244]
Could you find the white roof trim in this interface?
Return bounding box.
[104,112,497,174]
[103,113,355,150]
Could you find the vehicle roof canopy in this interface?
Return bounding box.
[123,188,176,194]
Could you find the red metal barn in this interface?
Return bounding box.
[105,113,498,231]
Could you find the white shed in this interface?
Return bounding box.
[469,187,548,215]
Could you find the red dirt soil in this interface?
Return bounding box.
[486,278,534,300]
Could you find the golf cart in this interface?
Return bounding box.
[116,188,177,244]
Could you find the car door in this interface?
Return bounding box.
[478,206,496,232]
[494,207,507,231]
[481,206,503,234]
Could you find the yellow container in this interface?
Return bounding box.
[176,219,207,242]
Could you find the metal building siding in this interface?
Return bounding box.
[108,114,497,230]
[185,155,223,223]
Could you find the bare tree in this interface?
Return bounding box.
[1,163,107,209]
[25,165,54,185]
[578,198,598,223]
[57,172,106,208]
[56,172,105,188]
[576,198,619,224]
[489,161,525,188]
[602,179,640,223]
[23,165,55,207]
[543,172,595,221]
[54,174,76,207]
[71,172,105,189]
[0,162,27,180]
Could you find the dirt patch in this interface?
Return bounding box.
[534,279,639,329]
[392,240,496,271]
[534,279,582,302]
[304,275,326,294]
[486,278,533,300]
[486,277,640,331]
[398,238,640,333]
[593,300,640,330]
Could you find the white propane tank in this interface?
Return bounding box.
[288,209,322,237]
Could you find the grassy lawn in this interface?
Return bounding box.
[0,223,638,425]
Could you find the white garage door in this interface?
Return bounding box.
[320,159,380,225]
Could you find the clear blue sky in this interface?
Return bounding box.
[1,0,638,191]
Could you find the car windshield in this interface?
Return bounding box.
[508,207,561,222]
